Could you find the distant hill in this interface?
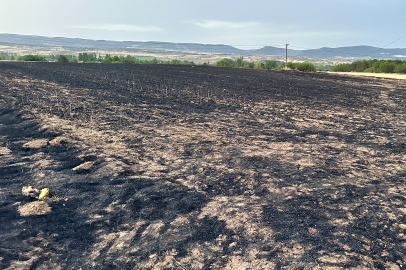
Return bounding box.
[293,46,406,59]
[0,33,245,54]
[251,46,286,55]
[1,33,406,60]
[252,45,406,59]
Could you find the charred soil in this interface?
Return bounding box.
[1,62,406,269]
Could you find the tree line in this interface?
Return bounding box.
[5,53,198,65]
[215,57,317,71]
[0,52,16,60]
[2,52,320,71]
[4,51,406,74]
[331,59,406,73]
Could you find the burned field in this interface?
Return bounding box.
[1,62,406,269]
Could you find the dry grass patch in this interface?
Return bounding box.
[0,146,11,155]
[22,138,49,149]
[18,201,52,216]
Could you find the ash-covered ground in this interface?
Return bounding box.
[1,62,406,269]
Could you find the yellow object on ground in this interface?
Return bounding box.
[39,188,50,201]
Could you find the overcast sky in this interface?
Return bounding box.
[1,0,405,49]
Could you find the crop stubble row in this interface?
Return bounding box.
[1,62,406,269]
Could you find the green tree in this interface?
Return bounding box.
[216,58,235,67]
[122,55,135,64]
[286,62,296,69]
[17,55,46,61]
[378,61,396,73]
[296,62,316,72]
[0,52,9,60]
[351,60,374,72]
[170,59,181,65]
[331,63,352,72]
[78,52,97,62]
[236,56,244,67]
[279,62,286,69]
[57,55,69,63]
[371,61,383,73]
[254,62,262,68]
[264,60,278,69]
[102,54,113,63]
[394,63,406,73]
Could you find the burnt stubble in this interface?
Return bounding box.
[1,62,406,269]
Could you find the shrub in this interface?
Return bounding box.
[331,60,406,73]
[57,55,69,63]
[369,60,399,73]
[169,59,181,65]
[287,62,296,69]
[264,60,278,69]
[18,55,46,61]
[350,60,375,72]
[101,54,113,63]
[276,62,294,69]
[331,63,352,72]
[379,61,396,73]
[112,56,121,63]
[254,62,262,68]
[247,62,255,68]
[236,57,244,67]
[78,52,97,62]
[316,65,332,71]
[395,63,406,73]
[121,56,136,64]
[216,58,235,67]
[296,62,316,72]
[370,61,382,73]
[278,62,286,69]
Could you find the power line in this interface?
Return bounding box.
[288,34,406,57]
[288,45,369,57]
[360,34,406,56]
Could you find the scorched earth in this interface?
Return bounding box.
[0,62,406,269]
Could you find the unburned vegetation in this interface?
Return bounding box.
[0,62,406,269]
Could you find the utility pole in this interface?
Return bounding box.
[285,44,289,69]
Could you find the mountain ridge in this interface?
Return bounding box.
[1,33,406,59]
